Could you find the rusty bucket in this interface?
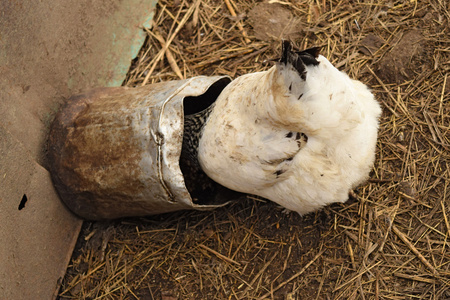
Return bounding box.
[48,76,236,220]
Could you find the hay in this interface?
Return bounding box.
[59,0,450,299]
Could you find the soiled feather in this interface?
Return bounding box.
[180,104,217,202]
[198,41,381,215]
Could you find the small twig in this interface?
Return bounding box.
[366,66,399,118]
[224,0,251,44]
[142,3,196,85]
[193,48,255,69]
[333,261,382,292]
[367,178,395,183]
[241,251,279,296]
[198,244,241,266]
[149,29,184,79]
[347,242,356,269]
[441,200,450,238]
[391,224,438,275]
[256,249,325,300]
[229,46,270,68]
[394,272,436,284]
[439,73,447,122]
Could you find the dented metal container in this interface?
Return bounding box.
[48,76,233,220]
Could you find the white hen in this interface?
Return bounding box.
[198,41,382,215]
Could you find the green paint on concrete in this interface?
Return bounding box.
[105,1,158,87]
[67,0,158,88]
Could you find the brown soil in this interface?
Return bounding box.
[247,3,302,41]
[376,30,427,83]
[59,0,450,299]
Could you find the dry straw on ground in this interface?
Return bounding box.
[59,0,450,299]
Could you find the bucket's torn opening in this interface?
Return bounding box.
[180,77,241,205]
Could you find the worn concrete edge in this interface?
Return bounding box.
[53,222,84,299]
[0,123,84,299]
[99,2,157,87]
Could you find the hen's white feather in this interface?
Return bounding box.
[198,44,382,215]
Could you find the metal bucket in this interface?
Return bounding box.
[48,76,234,220]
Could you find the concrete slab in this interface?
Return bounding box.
[0,125,82,299]
[0,0,157,298]
[0,0,157,164]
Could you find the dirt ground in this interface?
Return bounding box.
[59,0,449,299]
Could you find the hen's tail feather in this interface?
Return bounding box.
[279,40,321,79]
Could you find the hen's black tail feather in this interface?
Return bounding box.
[279,40,321,79]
